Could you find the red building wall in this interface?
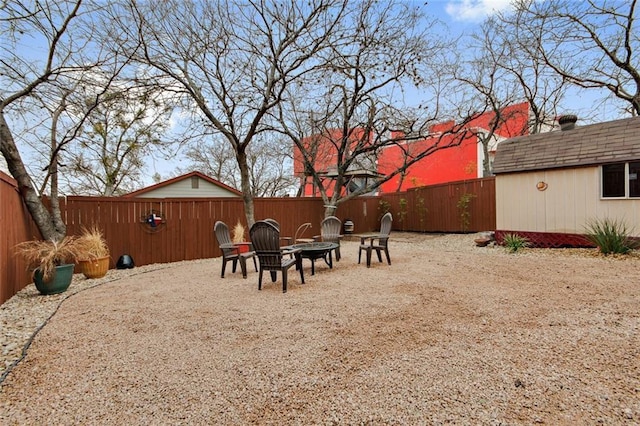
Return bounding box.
[378,102,530,192]
[293,103,530,195]
[377,132,479,192]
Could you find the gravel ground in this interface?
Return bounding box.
[0,232,639,425]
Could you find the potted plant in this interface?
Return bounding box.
[14,236,82,295]
[75,226,110,279]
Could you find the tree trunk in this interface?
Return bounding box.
[323,204,338,218]
[236,149,255,227]
[0,111,65,241]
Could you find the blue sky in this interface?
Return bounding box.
[429,0,513,25]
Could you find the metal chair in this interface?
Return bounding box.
[294,222,314,243]
[358,212,392,267]
[249,220,304,293]
[214,221,257,278]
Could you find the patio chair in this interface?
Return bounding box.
[250,220,304,293]
[214,221,257,279]
[263,218,293,246]
[316,216,342,261]
[358,212,392,268]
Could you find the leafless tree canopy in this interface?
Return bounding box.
[0,0,128,240]
[112,0,349,224]
[501,0,640,115]
[2,0,639,239]
[181,135,297,197]
[274,0,474,215]
[60,88,174,196]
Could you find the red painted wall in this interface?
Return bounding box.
[293,102,530,196]
[377,132,479,192]
[378,102,530,192]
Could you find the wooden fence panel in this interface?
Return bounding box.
[0,172,39,304]
[379,178,495,233]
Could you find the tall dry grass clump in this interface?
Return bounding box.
[15,237,83,281]
[76,226,110,260]
[232,221,246,244]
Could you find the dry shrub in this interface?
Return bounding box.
[232,222,246,244]
[15,237,83,281]
[76,226,110,260]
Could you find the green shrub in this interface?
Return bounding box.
[584,218,638,255]
[502,233,530,253]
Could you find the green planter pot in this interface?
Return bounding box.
[33,264,74,295]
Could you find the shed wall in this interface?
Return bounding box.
[496,166,640,235]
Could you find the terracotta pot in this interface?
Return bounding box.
[78,256,110,279]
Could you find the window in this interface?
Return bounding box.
[191,176,199,189]
[602,162,640,198]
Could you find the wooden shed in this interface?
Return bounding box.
[124,171,242,198]
[492,115,640,247]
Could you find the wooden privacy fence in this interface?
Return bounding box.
[382,177,496,233]
[1,174,495,304]
[1,173,40,304]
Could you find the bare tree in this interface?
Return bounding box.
[453,16,568,176]
[181,134,297,197]
[276,0,476,216]
[0,0,125,241]
[503,0,640,116]
[61,87,174,196]
[115,0,347,226]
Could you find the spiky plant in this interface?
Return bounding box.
[584,218,638,255]
[502,233,530,253]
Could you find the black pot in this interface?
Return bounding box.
[116,254,135,269]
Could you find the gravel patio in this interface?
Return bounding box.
[0,233,638,425]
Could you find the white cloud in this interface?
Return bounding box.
[445,0,513,23]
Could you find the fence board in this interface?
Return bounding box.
[0,172,39,304]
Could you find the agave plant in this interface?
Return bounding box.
[502,233,530,253]
[584,218,638,255]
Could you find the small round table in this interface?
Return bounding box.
[290,242,339,275]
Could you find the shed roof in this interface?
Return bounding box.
[492,115,640,174]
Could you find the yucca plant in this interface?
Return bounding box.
[502,233,530,253]
[584,218,638,255]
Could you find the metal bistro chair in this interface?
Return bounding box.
[250,220,304,293]
[214,221,257,279]
[294,222,314,244]
[316,216,342,261]
[358,212,392,268]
